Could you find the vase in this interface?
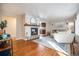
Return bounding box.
[0,30,3,35]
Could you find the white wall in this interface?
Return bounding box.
[75,12,79,42]
[46,21,68,34]
[1,16,16,37]
[75,13,79,35]
[16,15,25,39]
[45,18,75,34]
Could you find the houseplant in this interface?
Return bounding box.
[0,20,7,33]
[0,20,7,39]
[0,20,7,30]
[0,20,7,48]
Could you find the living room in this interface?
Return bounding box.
[0,3,79,56]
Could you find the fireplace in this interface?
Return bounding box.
[25,26,39,40]
[31,28,38,35]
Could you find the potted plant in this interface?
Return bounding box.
[0,20,7,48]
[0,20,7,35]
[0,20,7,29]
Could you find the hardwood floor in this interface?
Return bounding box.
[13,40,60,56]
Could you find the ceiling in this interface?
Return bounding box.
[0,3,79,21]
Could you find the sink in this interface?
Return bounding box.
[53,32,74,43]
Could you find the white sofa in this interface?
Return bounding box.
[53,32,75,43]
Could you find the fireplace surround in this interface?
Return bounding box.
[25,26,39,40]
